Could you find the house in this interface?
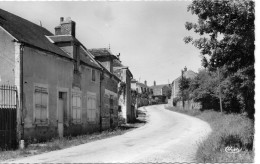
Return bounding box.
[88,48,121,130]
[131,80,152,107]
[112,55,135,123]
[0,8,120,146]
[171,67,197,98]
[150,81,171,97]
[149,81,171,104]
[131,80,152,94]
[168,67,200,110]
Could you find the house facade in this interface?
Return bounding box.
[168,67,200,109]
[0,9,121,145]
[88,48,121,130]
[131,80,152,94]
[150,82,171,97]
[113,58,135,123]
[171,67,197,99]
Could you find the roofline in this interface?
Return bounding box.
[113,66,133,78]
[96,61,121,82]
[79,45,102,69]
[0,25,18,41]
[45,35,54,43]
[20,41,73,62]
[0,26,72,60]
[80,60,102,71]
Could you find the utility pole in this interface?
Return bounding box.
[217,67,223,112]
[181,69,184,109]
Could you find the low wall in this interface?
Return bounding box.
[176,100,201,110]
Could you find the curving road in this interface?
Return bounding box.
[7,104,212,163]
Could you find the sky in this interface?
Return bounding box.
[1,1,204,86]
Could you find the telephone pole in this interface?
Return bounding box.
[181,69,184,109]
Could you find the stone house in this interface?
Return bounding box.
[168,67,200,109]
[131,80,152,94]
[88,48,121,130]
[113,57,135,123]
[150,81,171,97]
[171,67,197,99]
[0,9,120,143]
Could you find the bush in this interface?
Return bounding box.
[172,97,179,106]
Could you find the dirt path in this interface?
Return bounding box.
[6,104,212,163]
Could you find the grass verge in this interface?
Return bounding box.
[0,110,147,162]
[166,106,254,163]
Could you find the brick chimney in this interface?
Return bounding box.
[55,17,76,37]
[154,81,156,86]
[144,80,147,86]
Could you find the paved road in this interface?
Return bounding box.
[8,104,212,163]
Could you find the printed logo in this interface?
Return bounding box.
[225,146,242,153]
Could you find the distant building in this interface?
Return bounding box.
[150,81,171,97]
[171,67,197,98]
[131,80,152,94]
[89,48,121,130]
[112,56,135,123]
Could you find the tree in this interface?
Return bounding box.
[184,0,255,118]
[189,69,220,110]
[184,0,254,73]
[178,76,191,101]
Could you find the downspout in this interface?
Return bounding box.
[20,43,24,141]
[99,70,103,132]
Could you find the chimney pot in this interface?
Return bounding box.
[60,17,64,23]
[144,80,147,86]
[154,81,156,86]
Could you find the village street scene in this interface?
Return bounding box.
[0,0,256,163]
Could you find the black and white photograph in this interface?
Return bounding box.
[0,0,257,163]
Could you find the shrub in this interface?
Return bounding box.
[172,97,179,106]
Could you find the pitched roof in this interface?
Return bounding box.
[47,35,101,70]
[88,48,119,60]
[136,82,150,88]
[172,70,197,82]
[0,9,70,59]
[88,48,111,57]
[150,84,171,90]
[96,60,121,82]
[47,35,78,43]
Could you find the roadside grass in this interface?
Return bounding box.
[165,106,254,163]
[0,128,127,161]
[0,110,147,162]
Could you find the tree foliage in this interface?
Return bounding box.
[184,0,255,118]
[184,0,254,73]
[178,76,192,101]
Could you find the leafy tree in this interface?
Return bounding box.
[184,0,255,118]
[184,0,254,72]
[166,89,172,99]
[178,76,191,101]
[188,69,220,110]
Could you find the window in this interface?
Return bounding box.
[72,91,81,123]
[92,69,96,82]
[87,95,96,122]
[109,95,114,114]
[34,86,48,124]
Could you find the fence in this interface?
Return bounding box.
[0,85,18,150]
